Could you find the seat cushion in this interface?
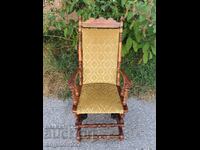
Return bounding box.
[77,83,123,114]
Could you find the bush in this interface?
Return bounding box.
[44,0,156,63]
[43,0,156,100]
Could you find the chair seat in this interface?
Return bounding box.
[77,83,123,114]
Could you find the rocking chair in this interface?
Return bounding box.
[68,17,132,142]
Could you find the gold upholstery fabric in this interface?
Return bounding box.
[77,83,123,114]
[82,28,120,84]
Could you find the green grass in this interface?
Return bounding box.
[121,50,156,99]
[43,38,78,99]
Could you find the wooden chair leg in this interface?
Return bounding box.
[117,114,124,140]
[118,126,124,141]
[76,127,81,142]
[75,114,82,142]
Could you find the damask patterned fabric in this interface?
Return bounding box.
[82,28,120,85]
[77,83,123,114]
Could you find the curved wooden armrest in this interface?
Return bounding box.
[68,68,81,97]
[119,69,132,105]
[120,69,132,90]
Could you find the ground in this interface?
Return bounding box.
[43,97,156,150]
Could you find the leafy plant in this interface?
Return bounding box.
[43,0,156,64]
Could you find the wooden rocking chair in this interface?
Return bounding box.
[68,17,132,142]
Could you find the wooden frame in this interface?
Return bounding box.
[68,17,132,142]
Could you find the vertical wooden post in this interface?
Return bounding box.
[117,17,124,86]
[75,114,81,142]
[123,89,129,105]
[117,114,124,140]
[78,16,83,85]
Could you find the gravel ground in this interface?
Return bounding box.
[43,97,156,150]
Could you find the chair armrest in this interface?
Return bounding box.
[68,68,81,97]
[119,69,132,105]
[120,69,132,91]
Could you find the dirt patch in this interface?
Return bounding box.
[43,71,68,99]
[138,89,156,101]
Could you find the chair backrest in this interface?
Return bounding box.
[78,17,123,85]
